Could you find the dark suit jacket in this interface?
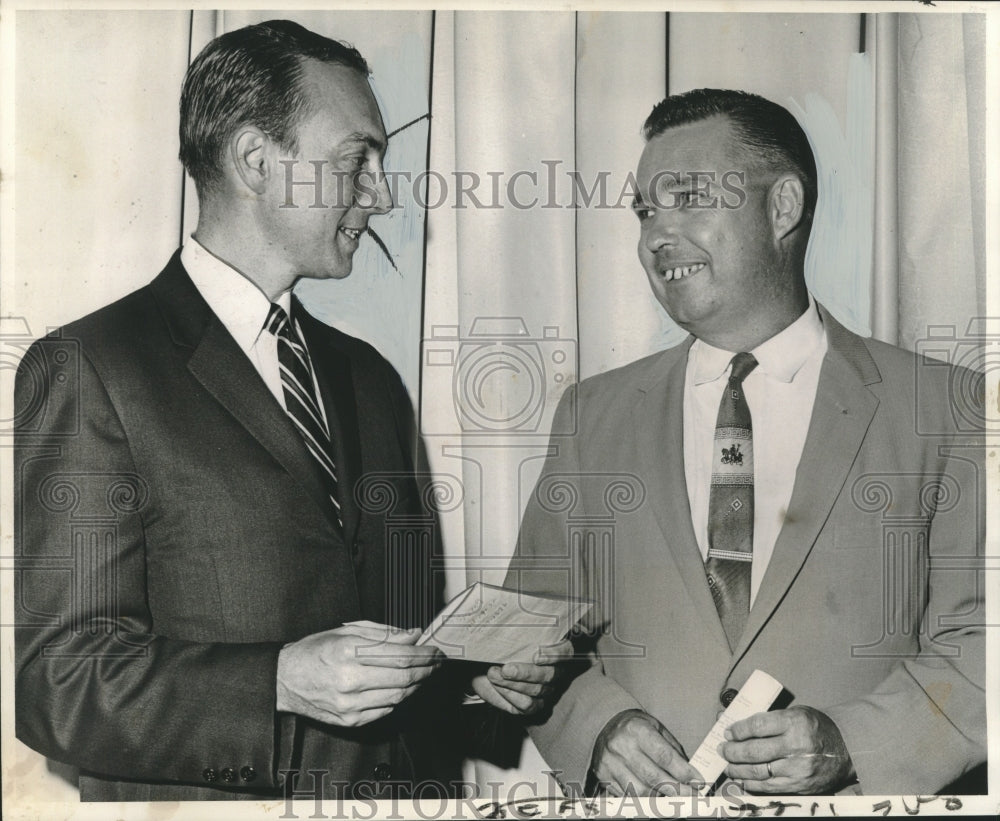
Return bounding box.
[508,307,985,795]
[15,252,460,800]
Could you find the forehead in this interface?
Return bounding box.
[296,59,385,143]
[636,115,747,182]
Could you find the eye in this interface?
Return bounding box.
[675,188,714,208]
[632,201,653,221]
[670,189,702,207]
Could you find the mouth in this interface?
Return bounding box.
[339,226,364,241]
[658,262,706,281]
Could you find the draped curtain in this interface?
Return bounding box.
[7,8,987,804]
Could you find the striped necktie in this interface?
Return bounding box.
[265,304,342,529]
[705,351,758,649]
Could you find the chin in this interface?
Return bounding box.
[316,262,354,281]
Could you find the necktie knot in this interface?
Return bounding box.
[265,303,289,338]
[729,352,758,383]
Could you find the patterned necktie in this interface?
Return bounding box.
[705,351,758,650]
[265,304,343,529]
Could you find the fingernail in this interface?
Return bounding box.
[724,729,733,740]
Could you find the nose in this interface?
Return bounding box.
[358,165,393,216]
[642,207,679,254]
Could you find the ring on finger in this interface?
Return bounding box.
[766,761,774,779]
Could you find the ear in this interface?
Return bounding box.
[229,127,270,195]
[769,174,806,242]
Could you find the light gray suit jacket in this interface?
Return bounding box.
[508,307,985,795]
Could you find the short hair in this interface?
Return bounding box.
[643,88,818,219]
[179,19,369,196]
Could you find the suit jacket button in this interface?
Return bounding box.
[240,766,257,783]
[202,768,218,782]
[720,688,738,708]
[220,767,236,783]
[373,763,391,780]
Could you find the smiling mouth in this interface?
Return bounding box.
[660,262,706,281]
[340,226,363,241]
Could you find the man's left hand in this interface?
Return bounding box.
[719,706,855,794]
[470,640,575,716]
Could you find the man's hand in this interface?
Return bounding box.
[276,623,443,727]
[719,706,855,794]
[469,639,574,716]
[591,709,702,797]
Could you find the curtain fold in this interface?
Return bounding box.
[895,13,985,356]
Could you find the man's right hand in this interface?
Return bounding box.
[591,708,702,796]
[276,623,444,727]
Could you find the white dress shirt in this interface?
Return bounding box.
[683,298,827,603]
[181,237,328,426]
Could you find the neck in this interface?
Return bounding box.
[695,282,810,353]
[699,303,809,353]
[194,209,296,301]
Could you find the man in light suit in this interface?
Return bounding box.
[15,20,563,801]
[508,89,986,796]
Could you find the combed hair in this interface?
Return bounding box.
[179,19,368,195]
[643,88,817,219]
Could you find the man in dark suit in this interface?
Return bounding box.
[509,89,985,796]
[15,19,563,802]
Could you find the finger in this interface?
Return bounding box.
[618,749,677,796]
[488,677,546,699]
[343,661,438,692]
[336,624,423,646]
[733,776,796,795]
[600,757,657,797]
[353,644,443,668]
[474,682,522,714]
[379,627,423,645]
[726,710,788,742]
[335,622,405,640]
[650,779,696,797]
[479,680,537,715]
[725,761,774,782]
[719,736,787,765]
[498,661,556,685]
[345,683,423,711]
[639,733,701,784]
[492,688,538,714]
[621,721,699,783]
[329,704,396,727]
[534,639,575,664]
[605,725,682,789]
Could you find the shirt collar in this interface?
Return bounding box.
[181,237,292,353]
[689,295,825,386]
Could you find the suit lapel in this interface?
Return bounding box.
[295,299,363,549]
[150,254,344,532]
[729,310,881,667]
[635,339,731,655]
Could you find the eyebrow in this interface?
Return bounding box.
[342,132,386,153]
[661,173,703,187]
